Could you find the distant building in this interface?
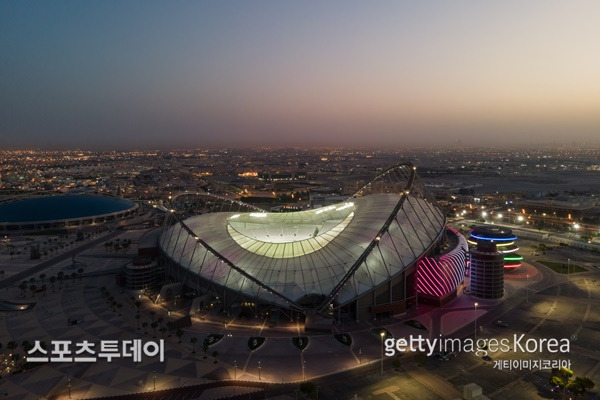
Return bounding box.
[518,199,595,220]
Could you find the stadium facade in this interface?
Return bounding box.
[159,163,467,322]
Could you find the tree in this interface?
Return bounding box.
[19,281,28,296]
[29,284,37,297]
[550,367,574,398]
[22,340,33,352]
[57,271,64,289]
[159,326,167,339]
[142,322,149,334]
[176,329,184,343]
[6,341,18,352]
[149,310,156,322]
[136,313,141,330]
[49,276,56,291]
[77,268,84,280]
[151,321,158,338]
[135,300,141,312]
[190,337,197,353]
[569,376,595,396]
[39,273,46,284]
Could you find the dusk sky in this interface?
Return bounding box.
[1,1,599,149]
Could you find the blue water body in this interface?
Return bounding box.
[0,195,135,223]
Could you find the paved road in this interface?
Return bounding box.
[0,230,122,290]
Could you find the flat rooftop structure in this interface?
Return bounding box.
[0,194,138,232]
[519,199,595,211]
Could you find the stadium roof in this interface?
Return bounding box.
[160,190,445,309]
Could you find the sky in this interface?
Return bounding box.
[1,1,599,149]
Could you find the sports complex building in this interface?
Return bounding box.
[0,193,138,233]
[159,163,469,322]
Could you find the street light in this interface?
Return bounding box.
[380,332,385,375]
[68,378,72,399]
[234,360,237,379]
[568,258,571,281]
[474,303,478,342]
[302,360,306,380]
[258,361,261,380]
[358,347,362,364]
[153,370,156,390]
[526,274,529,304]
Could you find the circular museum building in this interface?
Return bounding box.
[159,163,467,322]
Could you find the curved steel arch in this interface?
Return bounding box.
[169,191,264,214]
[318,162,418,310]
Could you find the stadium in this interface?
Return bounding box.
[0,193,138,233]
[159,163,467,323]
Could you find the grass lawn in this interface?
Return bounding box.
[538,260,586,274]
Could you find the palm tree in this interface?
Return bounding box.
[22,340,33,352]
[176,329,184,343]
[135,300,141,312]
[149,310,156,322]
[57,271,64,289]
[190,337,197,353]
[142,322,149,334]
[159,326,167,339]
[151,321,158,338]
[6,341,17,352]
[39,273,46,284]
[29,284,37,297]
[19,281,28,296]
[49,276,56,291]
[136,313,141,330]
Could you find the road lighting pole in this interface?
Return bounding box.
[258,361,261,380]
[234,360,237,379]
[153,370,156,390]
[474,303,478,342]
[526,274,529,304]
[302,360,306,380]
[568,258,571,281]
[358,347,362,365]
[68,378,72,399]
[380,332,385,375]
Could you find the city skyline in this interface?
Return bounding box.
[2,1,600,149]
